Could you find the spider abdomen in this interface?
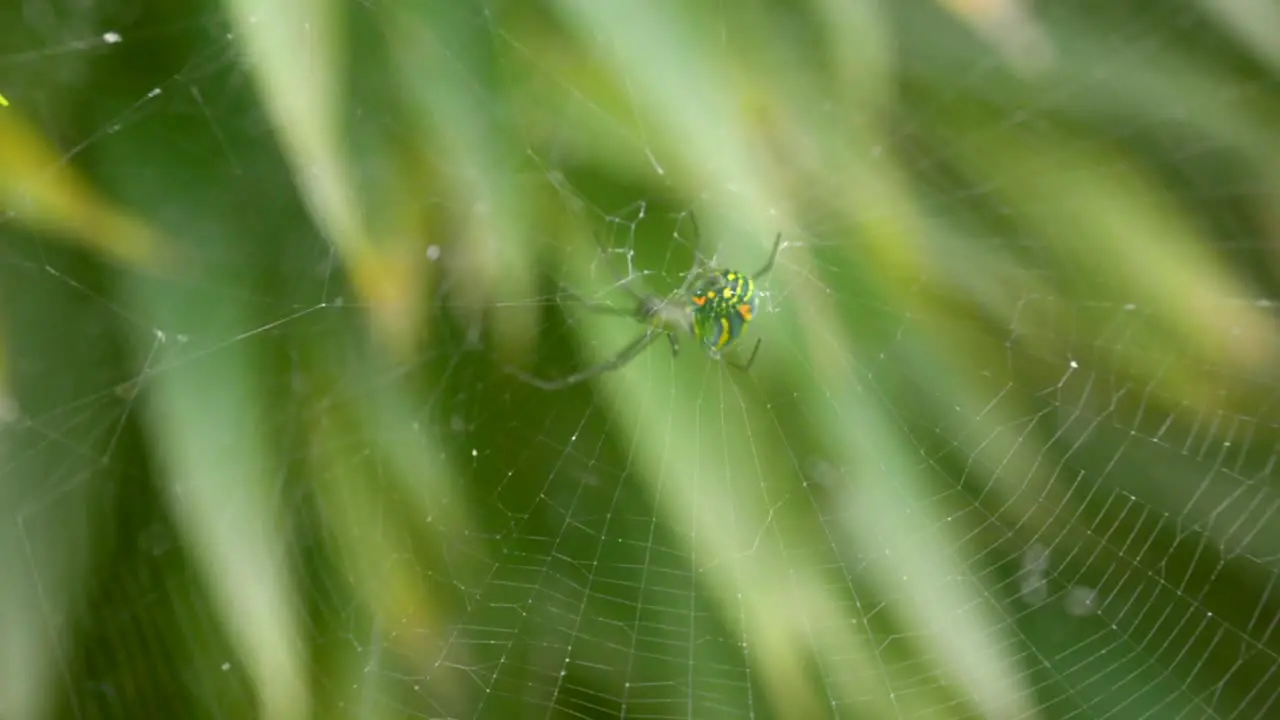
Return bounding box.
[690,270,757,352]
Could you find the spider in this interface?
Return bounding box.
[508,223,785,390]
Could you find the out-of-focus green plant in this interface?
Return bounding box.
[2,1,1279,718]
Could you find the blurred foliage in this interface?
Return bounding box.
[2,0,1280,718]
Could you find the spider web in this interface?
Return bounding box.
[2,2,1280,720]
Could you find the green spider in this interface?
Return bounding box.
[509,223,785,390]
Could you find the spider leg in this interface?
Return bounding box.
[726,338,763,373]
[512,215,719,391]
[687,210,702,246]
[752,232,784,280]
[554,243,653,324]
[583,302,639,318]
[557,288,638,319]
[507,329,665,390]
[680,210,720,284]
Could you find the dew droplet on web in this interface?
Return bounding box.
[103,31,122,44]
[427,245,441,262]
[1064,586,1099,616]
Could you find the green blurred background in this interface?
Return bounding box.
[3,1,1280,718]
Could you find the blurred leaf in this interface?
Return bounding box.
[937,0,1054,74]
[0,241,135,719]
[1201,0,1280,74]
[0,111,162,269]
[126,276,308,720]
[379,2,540,359]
